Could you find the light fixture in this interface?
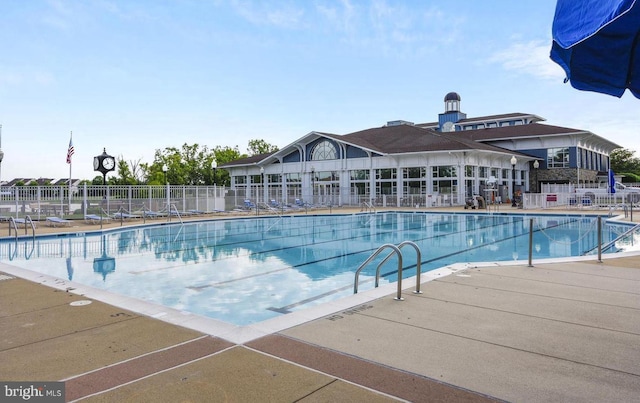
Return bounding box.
[511,156,517,207]
[533,160,539,169]
[211,159,217,186]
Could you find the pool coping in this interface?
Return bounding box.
[3,245,640,345]
[1,210,639,345]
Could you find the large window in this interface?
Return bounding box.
[548,147,570,168]
[310,140,337,161]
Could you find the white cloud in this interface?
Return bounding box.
[488,39,566,80]
[231,0,305,29]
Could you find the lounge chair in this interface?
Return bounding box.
[112,212,141,220]
[14,218,38,228]
[243,199,257,210]
[46,217,72,227]
[143,209,165,219]
[84,214,111,224]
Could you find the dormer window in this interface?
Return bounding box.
[310,140,337,161]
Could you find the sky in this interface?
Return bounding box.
[1,0,638,182]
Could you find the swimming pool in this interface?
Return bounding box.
[0,212,637,326]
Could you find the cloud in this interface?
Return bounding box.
[488,39,566,80]
[230,0,305,29]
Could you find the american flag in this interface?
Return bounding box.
[66,135,74,164]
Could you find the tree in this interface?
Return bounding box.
[144,143,216,186]
[247,139,278,156]
[610,148,640,181]
[213,145,244,186]
[111,157,138,185]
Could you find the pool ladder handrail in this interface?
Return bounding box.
[168,204,184,224]
[361,201,376,213]
[374,241,423,294]
[8,216,36,239]
[353,241,423,300]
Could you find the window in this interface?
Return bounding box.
[234,176,246,185]
[465,165,475,177]
[350,170,369,180]
[432,166,456,178]
[547,147,569,168]
[376,168,396,180]
[310,140,337,161]
[267,174,281,183]
[286,173,301,182]
[403,167,425,179]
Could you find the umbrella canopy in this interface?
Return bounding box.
[609,169,617,193]
[550,0,640,98]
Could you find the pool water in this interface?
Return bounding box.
[0,212,636,325]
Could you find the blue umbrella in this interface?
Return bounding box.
[550,0,640,98]
[609,169,617,193]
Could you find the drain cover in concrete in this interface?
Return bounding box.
[70,300,92,306]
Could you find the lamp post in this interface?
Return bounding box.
[310,167,315,204]
[162,164,168,184]
[211,159,217,186]
[511,156,517,207]
[533,160,540,193]
[260,166,265,204]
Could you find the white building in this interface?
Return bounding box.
[221,92,620,207]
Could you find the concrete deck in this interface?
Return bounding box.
[1,207,639,402]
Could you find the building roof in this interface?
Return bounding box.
[337,124,509,154]
[221,124,534,168]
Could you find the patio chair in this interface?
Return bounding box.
[112,211,141,220]
[46,217,72,227]
[84,214,111,224]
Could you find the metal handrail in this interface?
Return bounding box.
[169,204,183,224]
[360,201,376,213]
[8,215,36,239]
[354,243,404,300]
[8,217,19,238]
[373,241,423,293]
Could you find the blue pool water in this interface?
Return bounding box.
[0,212,637,325]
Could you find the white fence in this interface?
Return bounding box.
[0,184,225,220]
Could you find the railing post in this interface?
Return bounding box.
[528,218,534,267]
[597,216,603,263]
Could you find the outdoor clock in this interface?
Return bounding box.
[102,157,115,170]
[94,148,116,184]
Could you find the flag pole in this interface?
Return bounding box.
[68,131,73,217]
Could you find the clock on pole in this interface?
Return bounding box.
[94,148,116,184]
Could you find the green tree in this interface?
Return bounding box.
[610,148,640,181]
[213,145,244,186]
[145,143,216,185]
[111,157,138,185]
[247,139,278,156]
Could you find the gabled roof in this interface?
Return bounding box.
[219,116,621,168]
[221,124,535,167]
[338,124,508,154]
[219,152,276,168]
[415,113,544,128]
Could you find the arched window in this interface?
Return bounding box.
[310,140,337,161]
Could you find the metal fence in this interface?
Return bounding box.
[16,183,638,219]
[0,185,226,220]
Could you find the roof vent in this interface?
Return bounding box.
[386,120,415,127]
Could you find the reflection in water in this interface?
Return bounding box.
[0,213,637,325]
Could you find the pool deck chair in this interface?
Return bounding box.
[112,212,141,220]
[46,217,72,227]
[143,209,165,219]
[14,218,38,228]
[84,214,111,224]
